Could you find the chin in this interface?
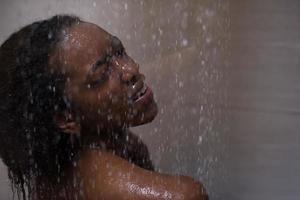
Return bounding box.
[129,102,158,127]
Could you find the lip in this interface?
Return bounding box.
[129,75,145,100]
[134,84,154,105]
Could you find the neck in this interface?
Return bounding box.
[79,123,129,148]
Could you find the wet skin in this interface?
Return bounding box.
[51,22,158,131]
[44,22,208,200]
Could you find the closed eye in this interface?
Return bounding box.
[91,56,108,73]
[85,55,112,88]
[86,65,110,88]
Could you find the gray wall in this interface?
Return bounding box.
[228,1,300,200]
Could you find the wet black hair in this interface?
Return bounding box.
[0,15,80,199]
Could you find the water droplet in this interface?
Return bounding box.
[206,37,212,44]
[181,39,188,47]
[197,136,203,144]
[48,32,53,39]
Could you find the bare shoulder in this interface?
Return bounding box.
[73,150,208,200]
[106,129,155,170]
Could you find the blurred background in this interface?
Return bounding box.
[0,0,299,199]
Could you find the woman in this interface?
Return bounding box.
[0,15,208,200]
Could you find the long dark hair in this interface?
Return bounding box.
[0,15,80,199]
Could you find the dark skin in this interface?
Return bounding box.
[41,22,208,200]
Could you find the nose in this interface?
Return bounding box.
[119,57,140,84]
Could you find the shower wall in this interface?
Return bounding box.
[228,1,300,200]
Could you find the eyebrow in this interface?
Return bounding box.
[88,54,107,75]
[111,36,124,52]
[90,56,107,72]
[88,36,124,74]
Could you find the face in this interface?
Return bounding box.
[51,22,157,130]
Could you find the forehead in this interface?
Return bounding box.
[58,22,112,64]
[63,22,111,48]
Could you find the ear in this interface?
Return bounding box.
[54,111,81,135]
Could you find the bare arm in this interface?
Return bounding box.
[75,150,208,200]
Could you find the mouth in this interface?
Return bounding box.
[128,74,154,106]
[132,84,148,102]
[132,84,154,107]
[129,80,154,104]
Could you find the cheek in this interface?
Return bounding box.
[67,73,128,116]
[104,76,127,103]
[89,81,126,110]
